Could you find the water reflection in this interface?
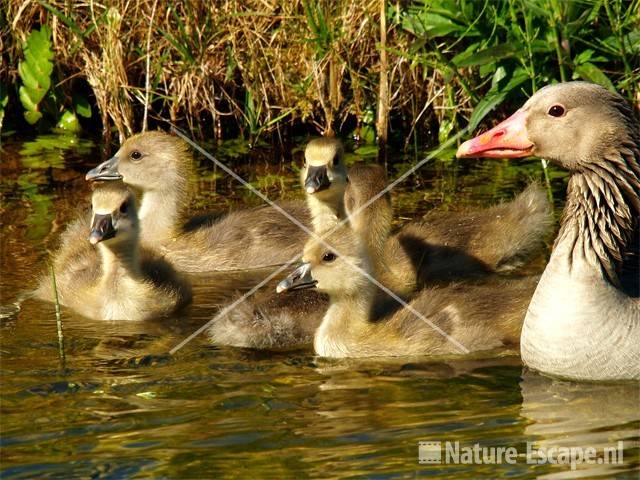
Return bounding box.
[0,135,637,478]
[520,371,640,478]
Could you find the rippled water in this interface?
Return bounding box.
[1,135,639,478]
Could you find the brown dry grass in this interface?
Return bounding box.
[2,0,437,143]
[2,0,637,145]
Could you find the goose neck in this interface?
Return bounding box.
[556,151,639,284]
[98,241,143,283]
[138,189,183,242]
[306,192,346,232]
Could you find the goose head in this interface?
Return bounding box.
[277,226,372,297]
[86,131,192,192]
[301,137,348,200]
[89,182,139,247]
[456,82,638,171]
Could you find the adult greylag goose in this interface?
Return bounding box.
[35,182,191,320]
[277,224,539,358]
[457,81,640,381]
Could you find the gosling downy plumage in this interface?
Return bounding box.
[35,182,191,320]
[278,225,539,358]
[343,163,552,296]
[210,138,551,350]
[384,182,553,295]
[86,131,313,272]
[207,138,350,349]
[457,81,640,381]
[302,137,348,232]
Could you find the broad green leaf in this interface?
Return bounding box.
[469,69,529,131]
[19,86,39,112]
[360,124,376,145]
[23,49,53,83]
[353,144,378,157]
[18,62,39,91]
[573,49,594,65]
[478,62,497,78]
[24,109,43,125]
[491,66,507,89]
[626,31,640,54]
[573,63,615,91]
[454,43,524,67]
[73,94,92,118]
[450,42,481,67]
[402,12,466,38]
[18,26,54,126]
[529,40,554,53]
[55,110,81,133]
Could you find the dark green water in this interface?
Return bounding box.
[1,134,638,479]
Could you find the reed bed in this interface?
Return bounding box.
[1,0,638,148]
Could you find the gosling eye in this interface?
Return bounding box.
[332,154,339,166]
[119,202,129,214]
[322,252,337,263]
[547,104,566,118]
[130,150,143,161]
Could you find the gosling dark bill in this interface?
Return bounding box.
[304,165,331,194]
[86,156,123,181]
[89,213,116,244]
[276,263,317,293]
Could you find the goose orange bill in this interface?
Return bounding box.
[456,110,535,159]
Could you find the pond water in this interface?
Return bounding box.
[1,134,638,479]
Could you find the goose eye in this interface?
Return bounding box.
[547,104,565,117]
[130,150,143,161]
[119,202,128,214]
[322,252,337,263]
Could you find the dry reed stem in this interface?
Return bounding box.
[1,0,515,141]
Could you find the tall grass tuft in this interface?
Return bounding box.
[49,264,66,369]
[2,0,638,145]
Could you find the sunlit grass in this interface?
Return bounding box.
[2,0,638,146]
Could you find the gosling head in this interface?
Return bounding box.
[457,82,638,171]
[301,137,348,199]
[86,131,193,192]
[277,226,372,298]
[89,182,139,246]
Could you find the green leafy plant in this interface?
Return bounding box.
[18,26,54,125]
[16,24,89,133]
[2,1,637,146]
[399,0,639,135]
[0,84,8,134]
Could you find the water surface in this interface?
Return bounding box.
[1,134,638,478]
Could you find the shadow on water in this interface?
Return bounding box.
[1,134,638,478]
